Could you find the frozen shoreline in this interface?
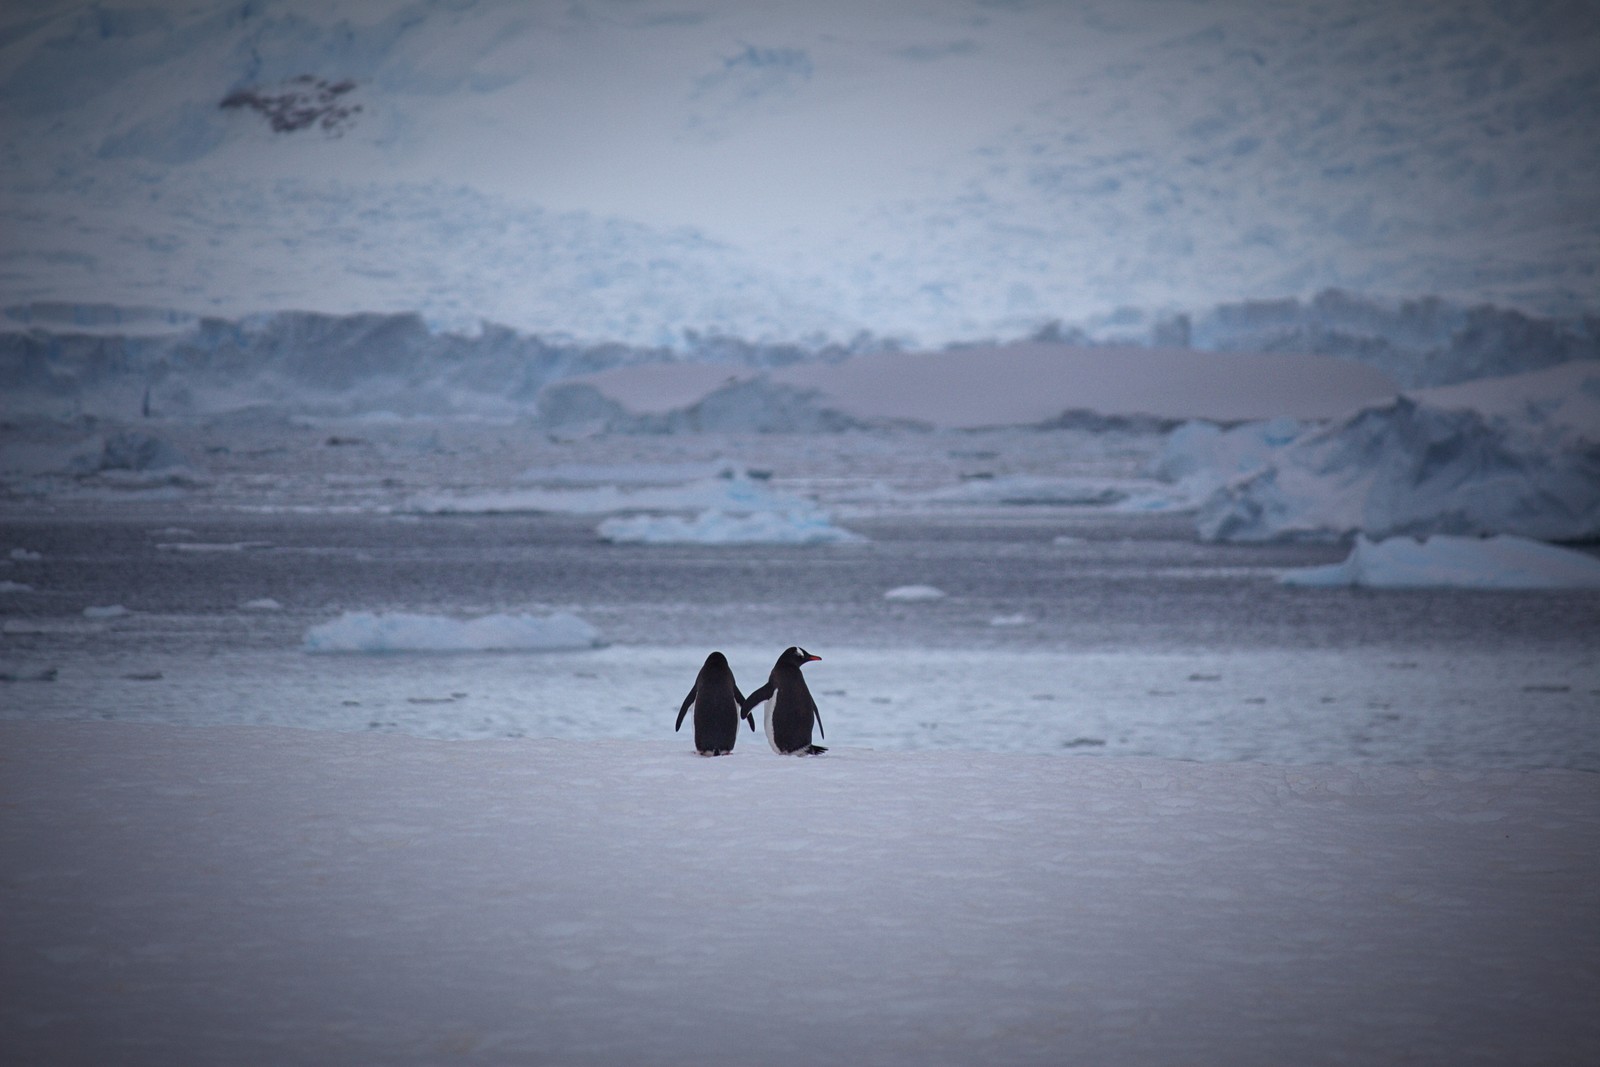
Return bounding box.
[4,719,1596,1066]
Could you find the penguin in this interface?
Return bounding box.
[741,646,826,756]
[676,651,752,756]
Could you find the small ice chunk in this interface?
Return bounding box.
[0,581,34,593]
[1280,534,1600,590]
[242,598,284,611]
[157,541,273,552]
[884,585,947,601]
[304,611,604,653]
[83,605,131,619]
[597,509,863,545]
[9,548,43,561]
[989,613,1033,626]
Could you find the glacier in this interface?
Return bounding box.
[2,2,1597,344]
[7,294,1591,424]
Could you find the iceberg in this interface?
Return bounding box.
[884,585,947,601]
[1281,534,1600,590]
[1196,362,1600,543]
[303,611,603,653]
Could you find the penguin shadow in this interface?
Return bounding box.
[677,647,828,757]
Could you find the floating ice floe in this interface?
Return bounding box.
[303,611,603,653]
[409,473,800,516]
[1280,534,1600,590]
[989,613,1033,626]
[156,541,273,552]
[1194,362,1600,543]
[241,598,284,611]
[884,585,946,601]
[597,509,863,545]
[0,581,34,593]
[9,548,43,562]
[83,605,131,619]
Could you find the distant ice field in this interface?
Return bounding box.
[5,501,1597,770]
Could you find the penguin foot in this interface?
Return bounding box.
[697,748,732,757]
[801,744,828,756]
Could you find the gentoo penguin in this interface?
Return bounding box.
[677,651,752,756]
[741,646,826,756]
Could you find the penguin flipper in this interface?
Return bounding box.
[813,705,824,740]
[676,686,696,732]
[741,682,774,716]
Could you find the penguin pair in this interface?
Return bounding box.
[676,647,826,756]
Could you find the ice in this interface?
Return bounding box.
[9,548,42,561]
[597,508,863,546]
[0,580,33,593]
[240,598,283,611]
[1152,416,1306,500]
[409,473,803,516]
[82,605,130,619]
[2,3,1596,345]
[884,584,946,601]
[1281,534,1600,590]
[303,611,603,654]
[518,461,737,485]
[3,720,1597,1066]
[1194,362,1600,542]
[988,613,1033,627]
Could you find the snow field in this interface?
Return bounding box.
[3,720,1596,1066]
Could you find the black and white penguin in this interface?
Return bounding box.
[741,646,826,756]
[676,651,752,756]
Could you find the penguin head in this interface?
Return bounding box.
[704,651,729,668]
[780,646,821,668]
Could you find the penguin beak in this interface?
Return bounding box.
[804,654,821,663]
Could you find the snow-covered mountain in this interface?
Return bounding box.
[2,0,1596,345]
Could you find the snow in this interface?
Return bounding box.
[1,2,1596,344]
[1281,535,1600,591]
[3,720,1596,1066]
[597,508,863,546]
[302,611,603,654]
[884,584,946,601]
[1191,361,1600,543]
